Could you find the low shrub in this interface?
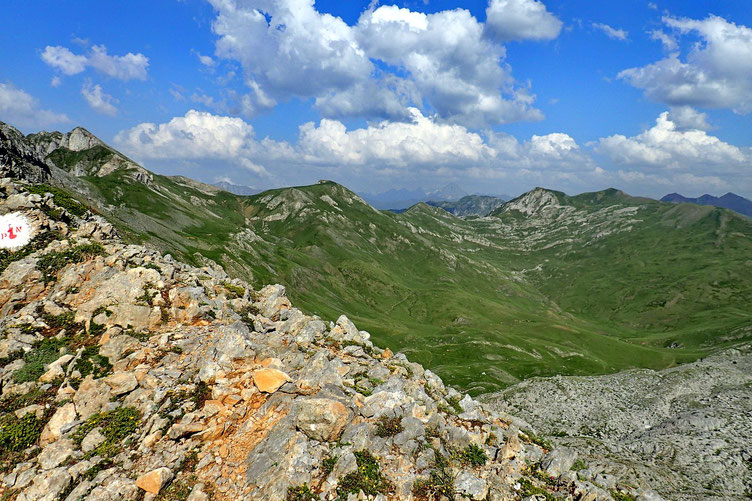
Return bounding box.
[73,345,111,379]
[412,451,454,500]
[13,338,67,383]
[457,443,488,467]
[0,413,43,452]
[286,484,319,501]
[336,450,391,497]
[37,242,105,282]
[72,406,140,458]
[375,415,404,438]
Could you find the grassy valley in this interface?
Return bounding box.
[6,124,752,394]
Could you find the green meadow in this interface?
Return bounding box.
[56,173,752,394]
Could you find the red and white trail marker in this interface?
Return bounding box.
[0,213,32,250]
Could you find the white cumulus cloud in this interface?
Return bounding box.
[113,110,283,175]
[207,0,550,127]
[667,105,712,131]
[484,0,562,42]
[619,15,752,113]
[595,111,748,171]
[355,5,543,127]
[41,44,149,81]
[41,46,87,75]
[81,81,118,116]
[0,82,70,128]
[115,109,600,192]
[296,107,495,166]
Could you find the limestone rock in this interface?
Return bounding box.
[455,471,489,500]
[104,372,138,396]
[37,439,74,470]
[40,402,76,445]
[98,335,140,364]
[136,467,174,494]
[73,376,111,420]
[295,398,350,442]
[541,447,577,476]
[253,368,291,393]
[81,427,106,453]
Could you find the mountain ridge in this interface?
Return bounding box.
[4,176,647,501]
[661,191,752,217]
[2,120,752,396]
[2,119,752,498]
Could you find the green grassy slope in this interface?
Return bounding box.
[52,171,752,395]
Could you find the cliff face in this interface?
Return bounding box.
[0,124,51,184]
[0,180,657,500]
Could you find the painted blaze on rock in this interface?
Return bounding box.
[0,212,32,249]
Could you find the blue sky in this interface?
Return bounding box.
[1,0,751,198]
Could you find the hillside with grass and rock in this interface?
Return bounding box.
[3,121,752,397]
[2,118,752,499]
[0,177,667,501]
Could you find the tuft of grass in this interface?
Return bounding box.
[192,381,211,410]
[41,310,78,330]
[456,443,488,467]
[336,450,392,498]
[286,484,319,501]
[321,455,338,477]
[141,262,162,272]
[519,478,555,501]
[375,415,404,438]
[136,282,158,305]
[37,242,105,282]
[12,338,67,383]
[72,406,140,458]
[571,459,587,471]
[412,450,454,500]
[222,282,246,299]
[72,345,112,379]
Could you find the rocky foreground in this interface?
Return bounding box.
[483,345,752,500]
[0,177,663,501]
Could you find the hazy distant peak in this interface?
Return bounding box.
[213,180,259,196]
[661,191,752,217]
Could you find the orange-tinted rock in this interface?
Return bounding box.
[136,467,174,494]
[252,368,291,393]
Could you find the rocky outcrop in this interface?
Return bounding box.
[0,123,51,184]
[0,178,655,500]
[483,349,752,500]
[25,126,153,184]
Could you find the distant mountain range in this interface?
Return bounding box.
[213,180,259,196]
[360,183,510,211]
[661,192,752,217]
[426,194,506,216]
